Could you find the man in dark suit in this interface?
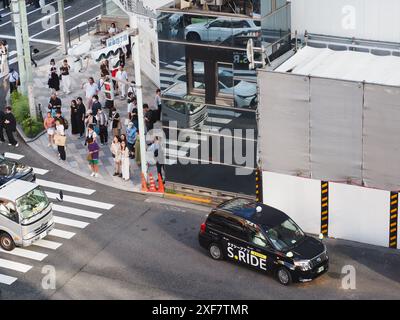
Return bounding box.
[4,106,18,147]
[0,108,5,143]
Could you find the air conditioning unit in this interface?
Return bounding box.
[200,0,226,6]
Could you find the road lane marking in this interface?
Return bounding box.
[48,228,75,239]
[45,192,114,210]
[0,248,47,261]
[32,168,49,175]
[53,204,102,219]
[68,14,100,32]
[0,34,61,45]
[0,258,32,273]
[31,4,101,38]
[4,152,24,160]
[166,140,199,149]
[36,179,96,195]
[0,0,58,27]
[28,5,72,27]
[33,239,62,250]
[53,216,89,229]
[0,274,18,285]
[206,117,233,125]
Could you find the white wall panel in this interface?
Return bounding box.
[292,0,400,43]
[262,171,321,235]
[329,183,389,247]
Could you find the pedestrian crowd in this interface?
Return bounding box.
[43,55,165,183]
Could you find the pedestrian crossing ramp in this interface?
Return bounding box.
[0,152,115,286]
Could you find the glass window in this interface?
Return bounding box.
[264,219,305,251]
[217,63,234,95]
[16,187,49,220]
[0,200,18,222]
[191,60,205,91]
[249,229,269,248]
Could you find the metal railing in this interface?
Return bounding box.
[67,17,101,48]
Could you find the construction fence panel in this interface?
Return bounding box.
[310,78,363,184]
[262,171,321,235]
[258,71,311,177]
[363,84,400,191]
[329,182,390,248]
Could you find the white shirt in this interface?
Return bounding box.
[84,82,98,98]
[56,124,65,136]
[9,71,19,82]
[116,70,128,81]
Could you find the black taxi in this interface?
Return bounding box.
[198,198,329,285]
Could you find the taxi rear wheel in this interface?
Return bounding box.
[0,232,15,251]
[209,243,223,260]
[276,267,292,286]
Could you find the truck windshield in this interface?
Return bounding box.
[16,187,49,219]
[264,219,305,252]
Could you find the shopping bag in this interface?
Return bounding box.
[54,134,67,147]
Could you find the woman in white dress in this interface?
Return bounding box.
[120,140,130,181]
[0,41,9,76]
[110,136,121,177]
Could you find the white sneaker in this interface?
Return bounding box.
[48,143,51,147]
[90,172,95,177]
[94,173,99,178]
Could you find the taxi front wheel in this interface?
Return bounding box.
[209,243,224,260]
[0,232,15,251]
[276,267,292,286]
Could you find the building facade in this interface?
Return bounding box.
[157,0,291,194]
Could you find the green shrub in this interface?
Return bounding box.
[11,92,30,123]
[22,117,44,139]
[11,92,44,138]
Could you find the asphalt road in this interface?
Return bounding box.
[0,0,101,68]
[0,139,399,300]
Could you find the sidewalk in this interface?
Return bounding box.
[29,33,159,193]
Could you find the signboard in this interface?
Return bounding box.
[106,31,130,48]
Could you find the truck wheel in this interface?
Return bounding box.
[0,232,15,251]
[209,243,223,260]
[276,267,292,286]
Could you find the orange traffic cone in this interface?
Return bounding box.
[157,174,165,193]
[148,173,157,192]
[141,173,148,192]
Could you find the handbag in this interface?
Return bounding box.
[54,134,66,146]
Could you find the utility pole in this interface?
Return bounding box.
[19,0,36,118]
[57,0,68,54]
[132,29,148,182]
[10,0,26,94]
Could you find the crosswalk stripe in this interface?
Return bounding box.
[37,179,96,195]
[0,274,18,285]
[32,168,49,175]
[208,109,241,117]
[0,258,32,273]
[166,140,200,149]
[48,228,75,239]
[54,216,89,229]
[33,239,62,250]
[202,125,222,132]
[165,148,188,158]
[164,158,178,165]
[52,204,102,219]
[46,192,114,210]
[207,117,233,125]
[4,152,24,160]
[0,247,47,261]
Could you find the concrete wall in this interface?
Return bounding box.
[291,0,400,43]
[262,171,398,249]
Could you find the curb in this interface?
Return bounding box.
[16,124,46,143]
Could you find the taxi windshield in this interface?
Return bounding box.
[264,219,305,251]
[16,187,49,219]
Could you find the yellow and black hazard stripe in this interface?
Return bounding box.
[321,181,329,236]
[255,168,263,203]
[389,192,398,249]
